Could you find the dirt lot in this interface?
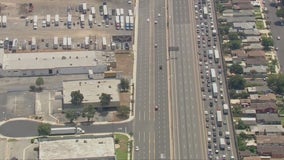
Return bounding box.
[114,53,134,78]
[0,0,132,51]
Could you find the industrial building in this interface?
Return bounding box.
[62,79,120,110]
[39,137,116,160]
[0,49,116,77]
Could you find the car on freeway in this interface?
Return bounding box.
[135,146,139,151]
[159,65,162,70]
[277,36,280,40]
[155,105,159,111]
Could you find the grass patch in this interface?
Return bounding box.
[115,134,129,160]
[254,7,261,13]
[8,139,18,142]
[281,117,284,127]
[256,20,265,29]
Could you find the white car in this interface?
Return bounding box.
[147,18,150,22]
[154,20,158,24]
[277,36,280,40]
[158,13,161,17]
[135,146,139,151]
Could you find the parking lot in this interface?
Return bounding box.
[0,0,133,51]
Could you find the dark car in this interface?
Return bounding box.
[209,101,213,107]
[159,65,162,70]
[125,43,129,50]
[155,105,159,111]
[213,137,216,143]
[219,131,223,136]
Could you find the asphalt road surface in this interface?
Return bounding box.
[133,0,170,159]
[0,120,132,137]
[168,0,207,159]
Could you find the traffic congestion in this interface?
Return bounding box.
[194,0,236,159]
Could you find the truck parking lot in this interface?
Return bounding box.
[0,0,133,51]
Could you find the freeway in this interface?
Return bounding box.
[133,0,170,159]
[168,0,207,159]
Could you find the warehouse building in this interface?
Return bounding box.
[62,79,120,110]
[39,137,116,160]
[0,49,116,77]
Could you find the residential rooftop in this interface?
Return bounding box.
[39,137,115,160]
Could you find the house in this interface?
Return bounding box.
[224,16,256,23]
[243,29,261,36]
[250,102,277,113]
[233,3,254,10]
[256,113,281,124]
[245,58,267,67]
[257,145,284,158]
[257,93,276,102]
[223,9,234,17]
[233,10,254,17]
[241,117,257,125]
[233,22,256,31]
[247,50,266,58]
[256,135,284,145]
[244,43,264,50]
[240,150,258,159]
[231,49,247,58]
[242,36,261,43]
[243,156,270,160]
[232,0,251,4]
[243,66,268,76]
[250,124,284,135]
[247,87,258,93]
[255,86,272,94]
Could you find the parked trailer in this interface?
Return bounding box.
[12,39,18,52]
[33,15,38,29]
[223,104,229,114]
[214,49,220,63]
[120,16,124,30]
[2,15,7,27]
[80,14,85,27]
[85,36,89,49]
[91,7,96,17]
[67,37,72,49]
[210,68,216,82]
[82,3,87,14]
[115,16,120,30]
[103,5,108,16]
[50,127,85,135]
[116,9,121,16]
[53,36,58,49]
[31,37,36,50]
[62,37,67,49]
[217,110,223,127]
[55,14,59,26]
[102,37,107,50]
[128,9,133,16]
[130,16,134,30]
[125,16,130,30]
[67,14,72,28]
[46,14,51,26]
[88,14,93,27]
[120,8,124,15]
[212,82,218,98]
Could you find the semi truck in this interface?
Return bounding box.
[46,14,51,26]
[120,16,124,30]
[125,16,130,30]
[223,104,229,114]
[2,15,7,27]
[220,138,226,150]
[130,16,134,30]
[33,15,38,30]
[50,127,85,135]
[208,49,213,59]
[115,16,120,30]
[214,49,220,63]
[216,110,223,127]
[67,14,72,29]
[212,82,218,98]
[55,14,59,26]
[210,68,216,82]
[91,7,96,17]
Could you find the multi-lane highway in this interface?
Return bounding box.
[167,0,207,159]
[133,0,170,159]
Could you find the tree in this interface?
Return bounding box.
[229,40,241,50]
[216,3,225,13]
[267,74,284,95]
[276,8,284,18]
[65,110,79,123]
[71,90,84,105]
[38,123,51,136]
[229,63,243,74]
[99,93,112,106]
[82,105,96,122]
[261,37,274,51]
[232,105,243,117]
[120,78,130,92]
[117,105,130,119]
[228,75,246,90]
[228,32,239,41]
[35,77,44,88]
[218,25,230,36]
[236,119,249,130]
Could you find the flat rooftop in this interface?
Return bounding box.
[63,79,120,104]
[39,137,115,160]
[0,49,115,70]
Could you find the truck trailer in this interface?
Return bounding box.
[46,14,51,26]
[33,15,38,30]
[223,104,229,114]
[214,49,220,63]
[55,14,59,26]
[210,68,216,82]
[220,138,226,150]
[217,110,223,127]
[50,127,85,135]
[2,15,7,27]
